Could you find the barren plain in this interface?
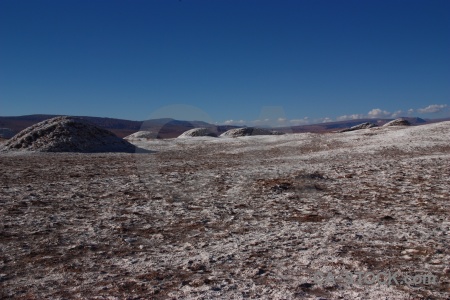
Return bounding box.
[1,122,449,299]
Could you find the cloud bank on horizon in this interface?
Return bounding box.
[221,104,449,127]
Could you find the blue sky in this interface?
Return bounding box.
[1,0,449,125]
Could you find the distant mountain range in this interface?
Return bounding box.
[281,117,431,133]
[0,115,239,138]
[0,114,448,139]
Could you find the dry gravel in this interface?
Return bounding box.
[1,122,449,299]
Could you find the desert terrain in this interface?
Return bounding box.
[1,122,449,299]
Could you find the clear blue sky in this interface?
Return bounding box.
[1,0,449,125]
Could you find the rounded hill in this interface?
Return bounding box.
[1,116,136,153]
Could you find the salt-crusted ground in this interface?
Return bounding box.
[1,122,449,299]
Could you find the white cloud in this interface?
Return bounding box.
[390,110,403,118]
[321,117,333,123]
[223,119,246,125]
[289,117,310,125]
[313,117,333,123]
[246,118,290,128]
[337,108,407,121]
[220,103,447,127]
[417,104,448,114]
[336,114,364,121]
[367,108,391,118]
[250,119,268,126]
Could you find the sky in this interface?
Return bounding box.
[0,0,449,126]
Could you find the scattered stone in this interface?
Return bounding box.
[381,215,395,221]
[338,122,377,132]
[298,282,314,289]
[271,182,293,193]
[220,127,284,137]
[383,118,411,127]
[178,128,218,138]
[295,172,326,180]
[1,116,136,153]
[401,249,419,254]
[429,259,442,265]
[301,214,324,222]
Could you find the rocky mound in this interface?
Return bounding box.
[178,128,218,138]
[124,131,159,140]
[220,127,284,137]
[383,118,411,127]
[1,116,136,153]
[338,122,378,132]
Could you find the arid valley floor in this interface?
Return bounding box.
[1,122,449,299]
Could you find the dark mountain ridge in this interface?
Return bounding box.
[0,114,446,139]
[0,115,240,139]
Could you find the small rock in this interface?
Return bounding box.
[381,215,395,221]
[298,282,314,289]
